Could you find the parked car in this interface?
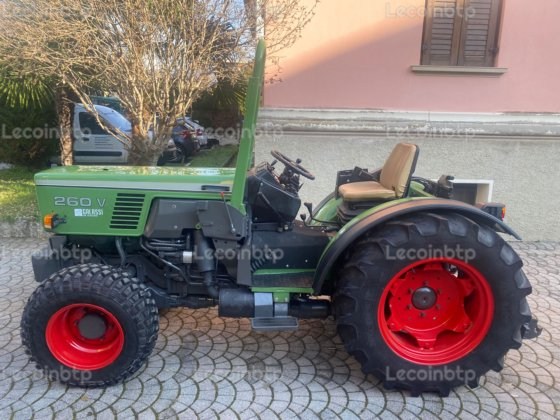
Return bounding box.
[72,104,131,164]
[177,117,207,147]
[177,117,220,148]
[169,118,201,163]
[61,104,197,165]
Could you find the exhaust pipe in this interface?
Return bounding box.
[219,288,255,318]
[194,230,218,299]
[218,289,331,319]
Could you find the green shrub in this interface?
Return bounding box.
[0,104,58,168]
[192,76,248,135]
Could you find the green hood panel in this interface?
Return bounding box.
[34,166,237,236]
[35,165,236,192]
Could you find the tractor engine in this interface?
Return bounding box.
[139,230,219,301]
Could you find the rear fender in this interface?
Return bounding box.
[313,198,521,294]
[309,192,340,225]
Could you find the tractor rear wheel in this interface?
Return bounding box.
[334,212,532,396]
[21,264,159,387]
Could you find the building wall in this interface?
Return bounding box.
[255,131,560,241]
[264,0,560,113]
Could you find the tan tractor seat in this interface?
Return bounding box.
[338,182,396,201]
[338,143,419,202]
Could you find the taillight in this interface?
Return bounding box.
[477,202,506,221]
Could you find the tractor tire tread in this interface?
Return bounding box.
[334,212,531,395]
[21,263,159,387]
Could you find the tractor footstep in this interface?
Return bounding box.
[251,317,298,332]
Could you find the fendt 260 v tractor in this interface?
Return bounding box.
[23,41,541,396]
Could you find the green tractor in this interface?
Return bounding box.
[23,41,540,396]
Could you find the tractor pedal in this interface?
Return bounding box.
[251,317,298,332]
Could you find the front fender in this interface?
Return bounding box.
[313,198,521,294]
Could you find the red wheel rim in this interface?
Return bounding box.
[46,303,125,370]
[378,258,494,365]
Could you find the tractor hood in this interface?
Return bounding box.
[34,165,236,236]
[35,165,235,192]
[33,40,266,236]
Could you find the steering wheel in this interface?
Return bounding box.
[271,150,315,180]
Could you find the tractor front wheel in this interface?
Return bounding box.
[334,212,532,396]
[21,264,159,387]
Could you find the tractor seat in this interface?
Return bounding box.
[338,143,419,201]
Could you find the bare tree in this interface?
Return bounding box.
[0,0,317,165]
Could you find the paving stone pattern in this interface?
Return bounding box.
[0,239,558,419]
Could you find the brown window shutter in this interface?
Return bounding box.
[457,0,502,66]
[421,0,465,65]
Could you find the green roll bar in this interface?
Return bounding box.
[230,39,266,214]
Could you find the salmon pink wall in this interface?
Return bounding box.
[264,0,560,113]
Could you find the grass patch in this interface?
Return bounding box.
[189,144,238,168]
[0,167,39,222]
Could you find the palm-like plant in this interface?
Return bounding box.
[0,67,76,166]
[0,72,58,168]
[192,74,249,134]
[0,69,53,109]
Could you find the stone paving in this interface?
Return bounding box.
[0,239,559,419]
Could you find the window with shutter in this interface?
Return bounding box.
[421,0,502,67]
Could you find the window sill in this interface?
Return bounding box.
[410,65,508,76]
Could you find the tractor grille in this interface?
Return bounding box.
[110,193,146,230]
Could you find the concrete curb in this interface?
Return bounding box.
[258,108,560,138]
[0,219,49,239]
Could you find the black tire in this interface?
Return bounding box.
[21,264,159,387]
[157,151,182,166]
[207,138,220,148]
[181,139,199,158]
[334,212,532,396]
[175,146,188,163]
